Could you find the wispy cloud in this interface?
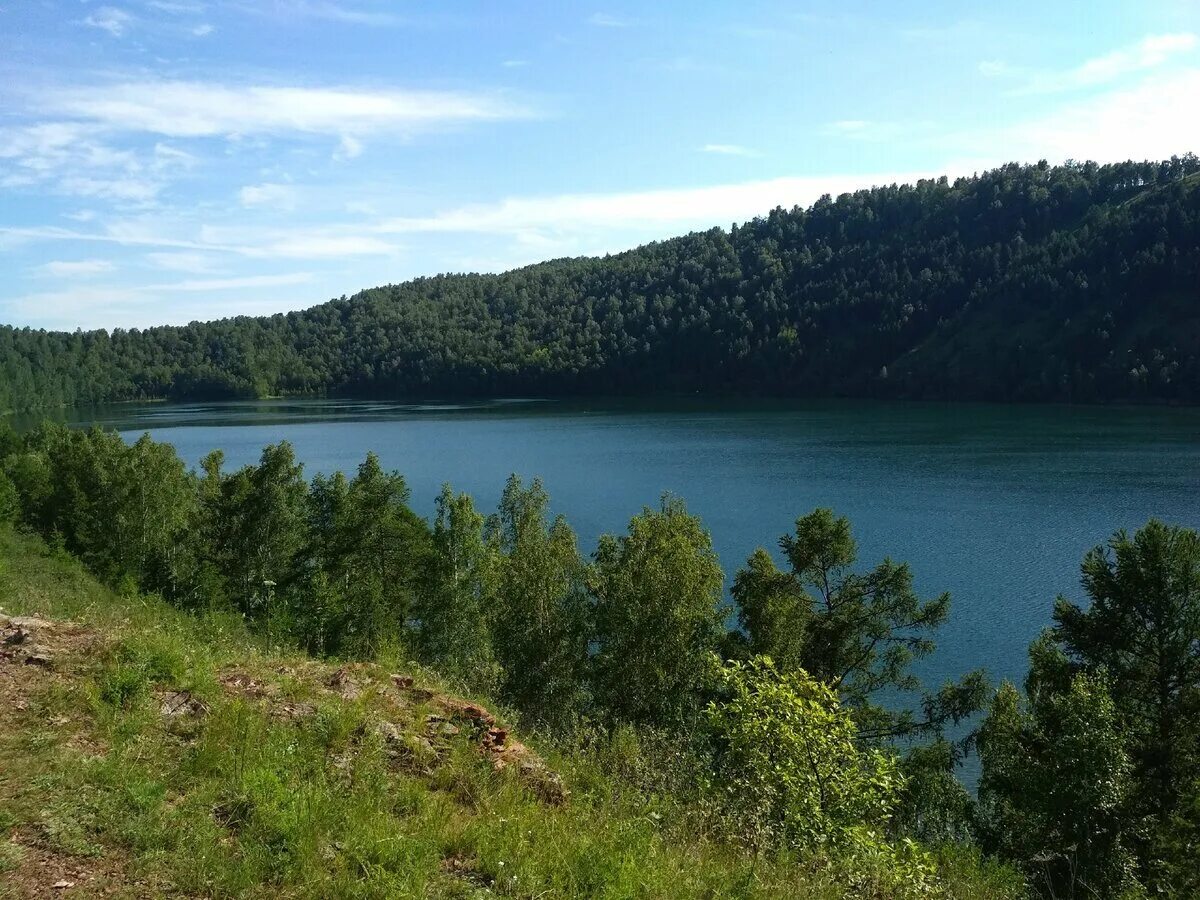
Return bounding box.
[145,251,221,273]
[375,172,934,240]
[144,1,207,12]
[823,119,870,135]
[82,6,134,37]
[34,80,536,139]
[238,182,297,210]
[984,33,1198,94]
[333,134,363,160]
[957,67,1200,164]
[232,1,408,26]
[192,23,214,36]
[587,12,631,28]
[700,143,760,158]
[35,259,117,278]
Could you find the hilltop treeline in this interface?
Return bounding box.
[4,155,1200,413]
[3,421,1200,896]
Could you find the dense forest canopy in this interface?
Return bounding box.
[4,156,1200,413]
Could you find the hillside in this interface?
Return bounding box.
[3,156,1200,414]
[0,527,1019,898]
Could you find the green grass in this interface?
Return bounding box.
[0,527,1023,898]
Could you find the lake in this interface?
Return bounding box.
[56,397,1200,703]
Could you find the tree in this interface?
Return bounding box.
[195,443,310,626]
[732,509,985,742]
[705,655,902,851]
[590,495,725,726]
[977,674,1136,898]
[730,546,809,669]
[1044,519,1200,890]
[416,484,499,691]
[487,475,589,730]
[336,453,430,655]
[0,468,16,524]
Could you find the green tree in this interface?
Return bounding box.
[487,475,590,730]
[195,443,310,626]
[703,655,938,893]
[732,509,985,741]
[0,468,16,524]
[1044,519,1200,891]
[417,484,499,690]
[977,674,1136,898]
[705,655,903,850]
[337,453,430,656]
[590,495,725,726]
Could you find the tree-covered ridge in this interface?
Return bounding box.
[4,156,1200,413]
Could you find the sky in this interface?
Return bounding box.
[2,0,1200,331]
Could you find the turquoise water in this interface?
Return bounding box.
[59,397,1200,703]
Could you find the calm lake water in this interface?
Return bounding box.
[56,397,1200,704]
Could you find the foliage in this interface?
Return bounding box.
[0,525,1016,899]
[590,495,726,726]
[704,655,900,848]
[732,508,986,742]
[977,675,1137,898]
[1052,520,1200,840]
[4,158,1200,413]
[415,484,500,691]
[703,656,941,896]
[486,475,590,730]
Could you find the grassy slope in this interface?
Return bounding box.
[0,528,1020,899]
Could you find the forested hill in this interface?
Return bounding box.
[4,156,1200,413]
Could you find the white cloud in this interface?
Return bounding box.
[962,67,1200,163]
[587,12,630,27]
[253,1,407,26]
[825,119,869,134]
[37,81,535,138]
[36,259,117,278]
[192,23,214,36]
[3,275,314,330]
[252,234,397,259]
[987,33,1198,94]
[83,6,133,36]
[0,221,399,261]
[377,171,934,240]
[145,1,207,12]
[239,182,297,209]
[701,143,759,157]
[502,59,529,68]
[149,272,314,292]
[145,251,221,273]
[334,134,363,160]
[0,123,173,204]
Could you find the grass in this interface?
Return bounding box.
[0,527,1024,898]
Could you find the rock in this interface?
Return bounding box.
[437,698,497,728]
[423,713,460,737]
[2,627,31,645]
[390,674,414,689]
[376,721,437,767]
[24,652,53,668]
[518,758,569,806]
[53,880,76,890]
[158,690,208,718]
[326,666,361,699]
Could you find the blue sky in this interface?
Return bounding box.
[2,0,1199,331]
